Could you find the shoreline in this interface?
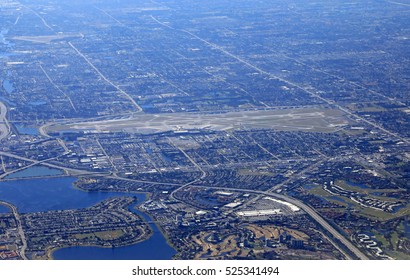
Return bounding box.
[136,206,178,259]
[74,178,179,256]
[45,227,154,260]
[2,175,178,260]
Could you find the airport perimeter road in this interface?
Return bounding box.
[188,185,369,260]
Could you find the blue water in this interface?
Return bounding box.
[404,221,410,238]
[141,104,155,110]
[53,204,176,260]
[0,204,10,214]
[15,125,40,135]
[5,166,63,179]
[28,101,47,106]
[0,177,176,259]
[0,177,130,212]
[2,80,14,94]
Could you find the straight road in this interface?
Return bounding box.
[150,15,409,144]
[68,42,142,112]
[0,150,99,176]
[186,185,369,260]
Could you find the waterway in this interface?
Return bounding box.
[28,100,47,106]
[2,80,14,94]
[5,166,64,179]
[15,125,40,135]
[404,220,410,238]
[0,177,176,259]
[53,203,176,260]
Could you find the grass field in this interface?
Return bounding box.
[192,232,245,259]
[192,224,310,259]
[307,181,409,221]
[74,230,124,241]
[373,221,410,260]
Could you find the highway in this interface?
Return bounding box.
[68,42,143,112]
[0,142,368,259]
[150,15,409,145]
[387,1,410,7]
[0,150,101,176]
[187,185,369,260]
[39,64,77,111]
[0,149,187,189]
[20,3,54,32]
[0,201,28,260]
[0,148,368,259]
[169,142,208,200]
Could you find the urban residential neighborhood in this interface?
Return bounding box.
[0,0,409,260]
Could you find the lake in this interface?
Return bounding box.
[0,204,10,214]
[0,177,176,259]
[404,220,410,238]
[5,166,64,179]
[15,125,40,136]
[53,202,176,260]
[2,80,14,94]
